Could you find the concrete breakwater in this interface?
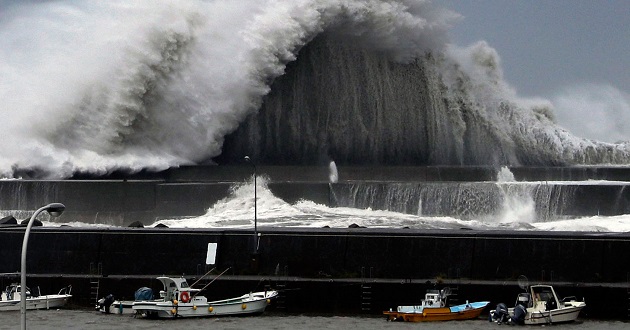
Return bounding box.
[1,227,629,318]
[1,166,629,226]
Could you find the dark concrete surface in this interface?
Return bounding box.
[1,227,629,318]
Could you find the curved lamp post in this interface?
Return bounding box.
[244,156,258,253]
[21,203,65,330]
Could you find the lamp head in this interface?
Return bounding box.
[46,203,65,218]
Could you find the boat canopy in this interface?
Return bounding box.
[157,277,190,291]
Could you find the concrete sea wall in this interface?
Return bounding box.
[1,166,630,318]
[1,227,629,318]
[1,166,629,226]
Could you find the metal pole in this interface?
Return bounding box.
[244,156,259,253]
[21,203,64,330]
[21,205,47,330]
[253,161,258,250]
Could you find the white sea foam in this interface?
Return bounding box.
[0,0,456,178]
[1,1,628,179]
[29,177,630,232]
[141,178,630,232]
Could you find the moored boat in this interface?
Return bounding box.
[132,276,277,318]
[383,288,489,322]
[0,283,72,311]
[489,277,585,325]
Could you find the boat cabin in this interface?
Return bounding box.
[157,277,190,301]
[519,285,559,311]
[422,289,446,308]
[2,284,33,301]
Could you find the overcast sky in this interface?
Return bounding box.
[443,0,630,143]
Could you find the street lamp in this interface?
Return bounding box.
[21,203,65,330]
[244,156,258,252]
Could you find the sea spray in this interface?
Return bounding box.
[329,161,338,183]
[0,0,455,178]
[494,166,536,224]
[2,1,629,178]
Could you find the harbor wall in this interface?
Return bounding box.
[0,227,629,318]
[1,165,629,226]
[68,165,630,183]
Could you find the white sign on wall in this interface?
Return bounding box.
[206,243,217,265]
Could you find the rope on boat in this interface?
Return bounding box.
[189,267,216,288]
[192,267,231,299]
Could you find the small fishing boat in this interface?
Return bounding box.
[384,288,489,322]
[489,276,585,325]
[132,276,277,318]
[0,283,72,311]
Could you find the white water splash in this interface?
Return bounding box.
[494,166,536,224]
[152,178,489,230]
[329,161,338,183]
[496,166,516,182]
[0,0,455,178]
[2,1,628,179]
[142,179,630,232]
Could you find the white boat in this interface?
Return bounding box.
[490,283,585,325]
[132,276,278,318]
[0,283,72,311]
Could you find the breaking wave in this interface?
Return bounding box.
[1,0,629,178]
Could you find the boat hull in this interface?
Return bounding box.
[510,305,585,325]
[384,302,489,322]
[0,295,71,312]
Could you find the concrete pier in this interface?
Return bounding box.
[1,165,630,318]
[1,227,629,318]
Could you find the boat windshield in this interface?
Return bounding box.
[531,287,555,302]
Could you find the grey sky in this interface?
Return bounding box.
[443,0,630,143]
[444,0,629,98]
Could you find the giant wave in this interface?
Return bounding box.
[1,0,629,179]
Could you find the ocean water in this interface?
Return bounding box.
[0,310,627,330]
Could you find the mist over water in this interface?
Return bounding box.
[552,83,630,144]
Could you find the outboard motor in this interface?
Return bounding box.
[97,294,115,313]
[490,303,510,324]
[511,304,527,325]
